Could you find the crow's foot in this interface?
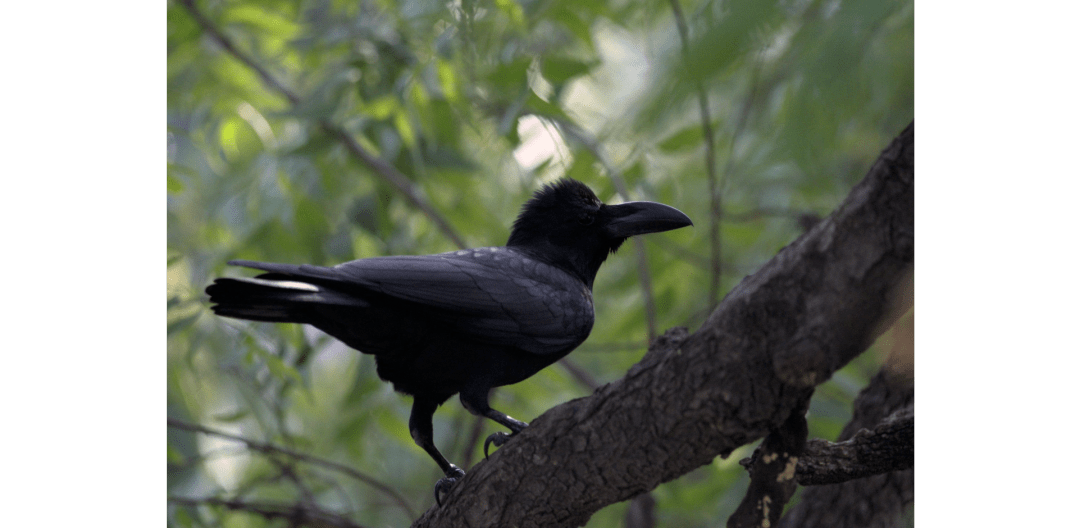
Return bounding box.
[484,431,516,458]
[434,466,466,506]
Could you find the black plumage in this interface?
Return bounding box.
[205,178,692,503]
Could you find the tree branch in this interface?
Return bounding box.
[176,0,300,105]
[777,367,914,527]
[169,496,367,528]
[727,402,808,528]
[168,418,417,518]
[412,123,913,527]
[795,407,913,486]
[558,357,602,391]
[669,0,722,309]
[724,207,821,230]
[178,0,467,249]
[320,123,468,248]
[645,236,710,269]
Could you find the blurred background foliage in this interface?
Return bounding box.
[167,0,912,525]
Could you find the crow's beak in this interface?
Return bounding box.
[603,201,693,238]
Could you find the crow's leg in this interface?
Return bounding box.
[409,397,464,506]
[458,388,529,458]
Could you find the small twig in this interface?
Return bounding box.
[575,340,649,353]
[724,207,819,223]
[644,236,710,270]
[169,496,368,528]
[459,414,488,470]
[644,208,819,274]
[178,0,467,249]
[168,418,417,518]
[669,0,721,309]
[322,123,467,248]
[176,0,300,105]
[557,357,602,391]
[279,462,320,506]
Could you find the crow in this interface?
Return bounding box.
[205,178,692,504]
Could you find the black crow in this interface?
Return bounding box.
[205,178,692,503]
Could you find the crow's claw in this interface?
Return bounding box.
[434,466,466,506]
[484,431,514,458]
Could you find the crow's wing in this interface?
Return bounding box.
[229,247,593,355]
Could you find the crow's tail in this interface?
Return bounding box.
[205,260,366,323]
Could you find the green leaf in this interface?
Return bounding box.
[494,0,526,27]
[658,126,705,153]
[343,355,381,407]
[423,145,479,172]
[540,58,596,86]
[550,5,594,50]
[172,505,194,528]
[365,95,399,120]
[394,110,416,148]
[565,149,598,181]
[486,58,531,91]
[294,196,329,261]
[167,174,185,194]
[524,92,570,122]
[221,5,299,37]
[167,443,187,466]
[253,347,303,384]
[167,313,200,335]
[217,115,261,161]
[212,409,251,423]
[436,59,460,102]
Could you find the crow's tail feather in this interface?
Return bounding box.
[206,274,367,323]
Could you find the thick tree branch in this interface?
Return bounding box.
[412,124,913,527]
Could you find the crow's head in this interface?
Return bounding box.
[507,179,692,286]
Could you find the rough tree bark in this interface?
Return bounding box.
[777,369,911,524]
[795,406,914,486]
[412,122,914,527]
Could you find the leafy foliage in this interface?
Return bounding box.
[167,0,911,525]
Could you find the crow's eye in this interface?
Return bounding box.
[578,213,594,226]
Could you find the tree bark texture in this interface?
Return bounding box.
[412,122,914,527]
[727,401,809,528]
[777,367,914,527]
[795,407,913,486]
